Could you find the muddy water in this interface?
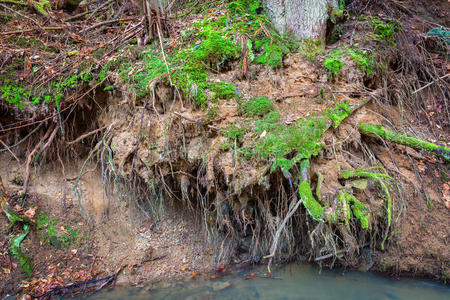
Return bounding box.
[88,263,449,300]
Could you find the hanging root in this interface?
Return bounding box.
[22,124,59,199]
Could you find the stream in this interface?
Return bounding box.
[87,263,449,300]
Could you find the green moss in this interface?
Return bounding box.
[341,167,393,249]
[256,116,327,172]
[324,46,374,80]
[347,48,374,76]
[324,100,351,128]
[0,81,30,109]
[351,200,370,229]
[299,180,324,221]
[359,123,450,162]
[210,81,236,100]
[371,17,401,44]
[324,49,343,80]
[299,159,323,222]
[254,39,284,68]
[243,96,274,116]
[103,85,116,91]
[341,168,393,180]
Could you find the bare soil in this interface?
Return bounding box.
[0,157,214,298]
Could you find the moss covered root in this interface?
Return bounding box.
[359,123,450,162]
[299,160,324,221]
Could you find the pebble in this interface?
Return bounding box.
[211,281,232,291]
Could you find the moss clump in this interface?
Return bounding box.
[243,96,274,116]
[255,116,327,173]
[336,190,352,224]
[351,200,370,229]
[341,167,393,249]
[371,17,401,44]
[299,160,324,222]
[254,39,284,68]
[324,100,351,128]
[341,168,393,180]
[331,190,371,229]
[0,81,30,109]
[324,49,343,80]
[299,180,324,221]
[347,48,374,76]
[359,123,450,162]
[324,46,374,80]
[210,81,237,100]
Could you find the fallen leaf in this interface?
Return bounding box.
[24,206,37,220]
[3,268,10,274]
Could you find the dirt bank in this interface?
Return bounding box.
[0,0,449,298]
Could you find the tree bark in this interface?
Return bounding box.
[263,0,338,40]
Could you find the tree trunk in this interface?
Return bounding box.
[263,0,338,40]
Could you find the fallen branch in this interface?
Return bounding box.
[0,138,20,162]
[359,123,450,162]
[37,273,117,299]
[0,26,63,35]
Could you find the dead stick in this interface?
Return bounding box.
[0,26,63,35]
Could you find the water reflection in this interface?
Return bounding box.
[88,263,449,300]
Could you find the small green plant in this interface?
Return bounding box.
[224,123,245,141]
[242,96,274,116]
[37,214,80,248]
[103,85,116,91]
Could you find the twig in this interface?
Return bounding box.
[412,73,450,94]
[80,17,138,34]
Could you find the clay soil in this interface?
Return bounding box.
[0,158,215,298]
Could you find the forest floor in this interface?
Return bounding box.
[0,0,449,298]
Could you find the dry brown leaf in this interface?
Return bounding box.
[24,206,37,220]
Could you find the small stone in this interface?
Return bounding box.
[211,281,232,291]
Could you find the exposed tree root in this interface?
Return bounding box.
[359,123,450,162]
